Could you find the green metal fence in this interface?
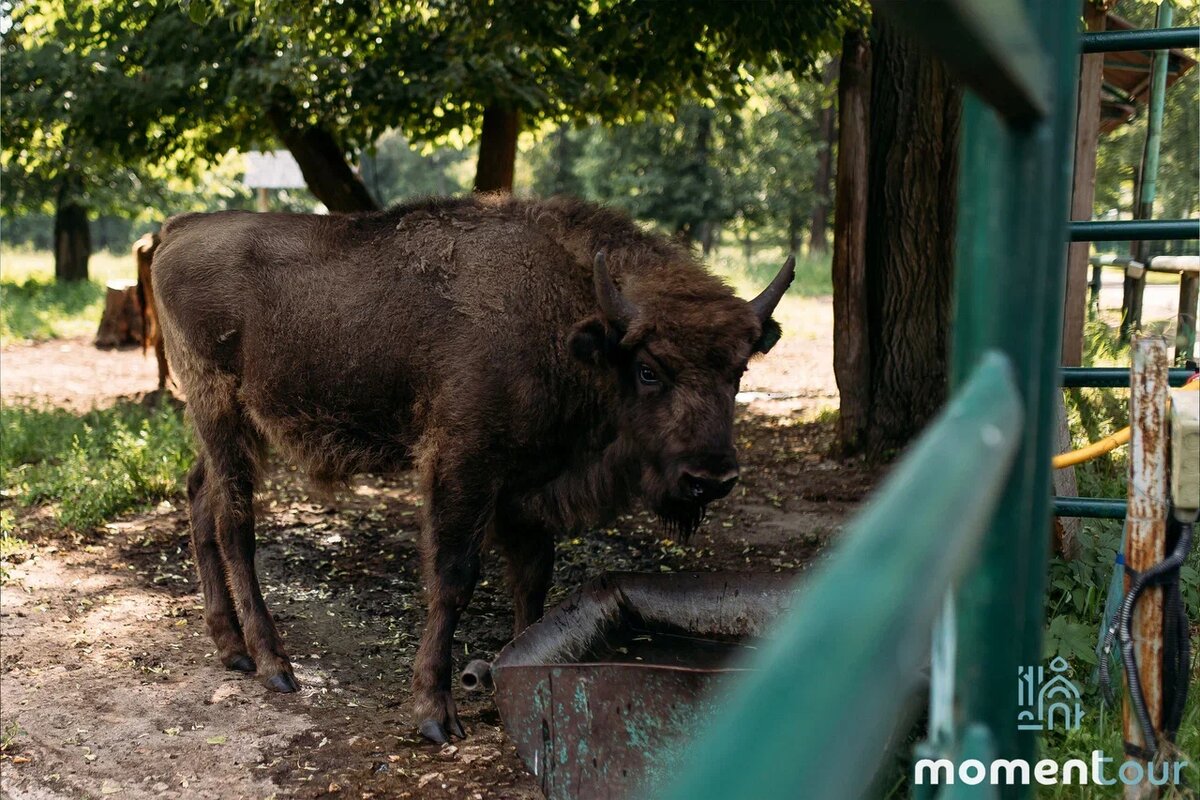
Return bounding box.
[658,2,1197,799]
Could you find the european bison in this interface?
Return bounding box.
[133,231,170,389]
[152,195,793,743]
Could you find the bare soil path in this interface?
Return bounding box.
[1,296,870,799]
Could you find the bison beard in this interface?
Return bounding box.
[151,195,793,744]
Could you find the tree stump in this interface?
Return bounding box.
[94,279,144,349]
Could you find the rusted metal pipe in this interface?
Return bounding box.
[460,659,493,692]
[1124,335,1170,799]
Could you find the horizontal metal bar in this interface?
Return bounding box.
[1081,27,1199,53]
[1069,219,1200,241]
[872,0,1049,123]
[1060,367,1194,388]
[659,352,1023,800]
[1054,497,1126,518]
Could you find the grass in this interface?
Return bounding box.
[708,242,832,299]
[1,248,135,344]
[0,400,194,531]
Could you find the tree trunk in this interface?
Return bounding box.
[1061,2,1108,366]
[809,59,840,253]
[832,29,872,453]
[860,18,962,460]
[266,101,378,213]
[474,107,521,193]
[834,21,962,459]
[787,208,801,256]
[54,179,90,282]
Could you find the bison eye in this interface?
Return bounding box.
[636,363,660,386]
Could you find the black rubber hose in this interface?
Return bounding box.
[1162,577,1190,737]
[1117,522,1194,755]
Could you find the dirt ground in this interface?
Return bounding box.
[0,296,875,799]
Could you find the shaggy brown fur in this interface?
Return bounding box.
[133,232,169,389]
[152,194,791,743]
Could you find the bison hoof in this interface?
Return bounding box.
[224,654,257,673]
[261,671,300,693]
[419,719,450,745]
[418,714,465,744]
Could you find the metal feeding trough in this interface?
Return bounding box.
[461,572,800,799]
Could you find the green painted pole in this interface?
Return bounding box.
[655,354,1023,800]
[1122,1,1174,341]
[949,1,1079,795]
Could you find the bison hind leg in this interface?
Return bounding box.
[188,373,297,694]
[187,457,254,671]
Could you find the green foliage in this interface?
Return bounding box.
[0,276,104,343]
[359,130,474,205]
[209,0,864,150]
[1,0,258,227]
[524,71,836,251]
[1,402,193,530]
[1092,0,1199,257]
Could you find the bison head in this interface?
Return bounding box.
[568,251,793,537]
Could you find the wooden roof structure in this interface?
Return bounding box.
[1100,12,1197,133]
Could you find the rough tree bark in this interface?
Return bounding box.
[831,29,872,453]
[809,59,840,253]
[1061,1,1108,366]
[474,107,521,193]
[54,178,91,282]
[835,20,962,460]
[266,102,378,214]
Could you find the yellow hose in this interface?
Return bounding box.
[1053,377,1197,469]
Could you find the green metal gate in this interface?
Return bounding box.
[656,2,1200,798]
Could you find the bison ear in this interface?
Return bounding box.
[753,317,783,355]
[568,317,622,366]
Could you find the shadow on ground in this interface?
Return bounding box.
[1,409,874,799]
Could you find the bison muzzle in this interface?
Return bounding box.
[152,195,793,743]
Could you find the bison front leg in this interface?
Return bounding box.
[411,465,492,744]
[495,504,555,636]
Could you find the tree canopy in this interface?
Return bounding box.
[4,0,864,216]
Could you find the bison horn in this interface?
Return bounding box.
[593,251,637,325]
[749,255,795,322]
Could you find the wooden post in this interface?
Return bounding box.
[1124,335,1169,800]
[256,187,270,213]
[1062,1,1109,366]
[831,29,872,453]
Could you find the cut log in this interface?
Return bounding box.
[94,279,144,349]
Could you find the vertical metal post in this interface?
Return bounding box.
[1176,272,1198,363]
[1122,1,1174,340]
[950,1,1079,794]
[1124,336,1170,800]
